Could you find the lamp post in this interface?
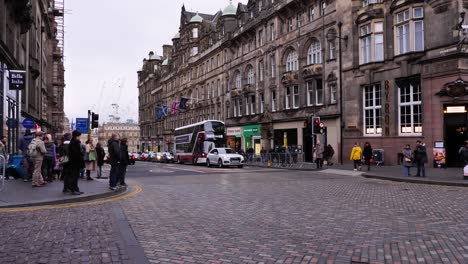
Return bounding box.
[327,22,347,165]
[338,22,344,165]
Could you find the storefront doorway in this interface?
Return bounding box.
[444,106,468,167]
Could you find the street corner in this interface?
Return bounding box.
[0,181,142,212]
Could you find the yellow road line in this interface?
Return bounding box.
[0,185,142,213]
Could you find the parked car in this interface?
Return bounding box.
[128,153,136,165]
[147,152,156,162]
[206,148,245,168]
[154,152,164,162]
[139,152,149,161]
[162,152,174,163]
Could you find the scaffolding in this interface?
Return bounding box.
[53,0,65,60]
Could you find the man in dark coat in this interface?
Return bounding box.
[67,130,85,195]
[117,138,130,187]
[108,133,121,190]
[413,140,428,177]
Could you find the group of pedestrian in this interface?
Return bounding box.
[313,142,335,168]
[349,140,429,177]
[400,140,428,177]
[350,142,373,171]
[107,133,130,190]
[15,129,120,195]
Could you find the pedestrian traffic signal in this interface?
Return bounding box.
[312,116,321,134]
[91,113,99,129]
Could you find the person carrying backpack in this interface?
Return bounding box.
[29,131,47,187]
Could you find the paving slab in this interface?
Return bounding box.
[0,177,123,208]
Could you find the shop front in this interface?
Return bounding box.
[243,124,261,155]
[226,127,242,153]
[273,121,304,152]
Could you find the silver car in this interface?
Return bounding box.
[206,148,244,168]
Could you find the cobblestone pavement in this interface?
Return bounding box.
[0,203,143,264]
[120,165,468,264]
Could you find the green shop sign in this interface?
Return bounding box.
[243,124,261,137]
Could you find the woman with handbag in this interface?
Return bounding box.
[402,144,413,177]
[85,137,97,181]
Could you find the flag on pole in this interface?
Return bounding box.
[162,105,168,116]
[156,106,164,121]
[171,102,180,115]
[179,97,188,110]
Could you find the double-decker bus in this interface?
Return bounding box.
[174,120,225,164]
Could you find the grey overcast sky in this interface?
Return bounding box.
[64,0,245,124]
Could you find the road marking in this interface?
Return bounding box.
[0,185,142,213]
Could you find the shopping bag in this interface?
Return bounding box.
[464,165,468,176]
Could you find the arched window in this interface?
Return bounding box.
[247,66,255,85]
[234,71,241,89]
[286,50,298,71]
[307,39,322,64]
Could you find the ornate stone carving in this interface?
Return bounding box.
[436,79,468,98]
[302,65,322,79]
[426,0,452,14]
[281,71,299,86]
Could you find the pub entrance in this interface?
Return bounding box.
[444,106,468,167]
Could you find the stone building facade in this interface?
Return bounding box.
[138,0,468,166]
[98,122,140,153]
[0,0,66,153]
[139,0,352,162]
[343,0,468,166]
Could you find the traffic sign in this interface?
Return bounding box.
[75,118,89,134]
[22,118,35,129]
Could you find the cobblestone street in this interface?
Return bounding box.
[0,204,137,264]
[0,163,467,264]
[120,164,468,264]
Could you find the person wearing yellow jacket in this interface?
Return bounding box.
[350,142,362,171]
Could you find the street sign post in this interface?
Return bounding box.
[75,118,89,134]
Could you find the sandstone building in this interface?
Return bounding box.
[0,0,66,152]
[138,0,468,166]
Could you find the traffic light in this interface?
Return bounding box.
[91,113,99,128]
[312,116,321,134]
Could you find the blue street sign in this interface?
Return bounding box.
[75,118,89,134]
[22,118,35,129]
